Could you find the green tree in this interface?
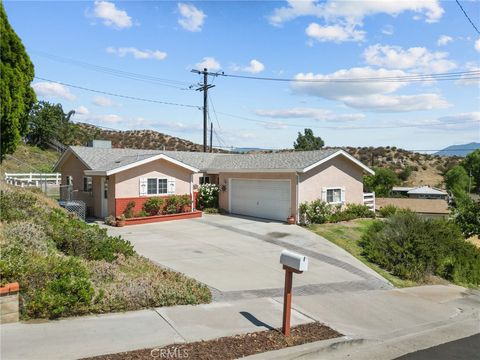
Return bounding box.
[454,198,480,238]
[364,167,400,197]
[462,149,480,193]
[27,101,76,148]
[293,128,324,151]
[0,2,36,160]
[444,165,470,198]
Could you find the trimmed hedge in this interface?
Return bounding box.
[299,200,374,225]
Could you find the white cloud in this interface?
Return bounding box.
[342,94,449,112]
[195,57,221,71]
[178,3,206,32]
[255,108,365,122]
[455,63,480,86]
[106,47,167,60]
[381,25,394,35]
[75,106,89,115]
[269,1,442,43]
[405,112,480,130]
[32,82,76,101]
[268,0,444,26]
[231,59,265,74]
[291,67,450,112]
[305,23,365,43]
[91,1,132,29]
[475,38,480,52]
[437,35,453,46]
[93,96,114,107]
[363,44,456,73]
[437,112,480,124]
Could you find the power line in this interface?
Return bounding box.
[455,0,480,34]
[34,76,202,109]
[215,110,480,131]
[33,51,191,89]
[217,70,480,83]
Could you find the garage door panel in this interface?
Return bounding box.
[230,179,291,221]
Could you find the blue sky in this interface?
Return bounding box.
[5,0,480,150]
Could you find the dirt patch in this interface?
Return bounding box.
[82,322,341,360]
[467,236,480,248]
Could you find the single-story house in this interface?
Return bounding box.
[54,143,374,222]
[376,198,450,219]
[392,186,448,200]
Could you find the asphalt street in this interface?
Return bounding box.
[395,333,480,360]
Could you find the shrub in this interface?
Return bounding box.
[379,205,400,218]
[1,221,52,255]
[143,197,164,216]
[329,204,375,223]
[360,212,480,286]
[123,201,136,218]
[164,195,180,214]
[398,166,413,181]
[0,189,40,222]
[45,209,134,262]
[135,210,149,217]
[453,198,480,238]
[198,184,219,209]
[299,200,332,225]
[104,215,116,226]
[203,207,219,214]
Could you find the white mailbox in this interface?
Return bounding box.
[280,250,308,272]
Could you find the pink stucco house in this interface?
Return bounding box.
[54,143,374,222]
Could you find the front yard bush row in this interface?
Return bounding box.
[0,186,211,319]
[299,200,374,225]
[122,195,192,219]
[360,212,480,286]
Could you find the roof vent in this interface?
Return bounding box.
[87,140,112,148]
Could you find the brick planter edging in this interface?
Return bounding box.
[124,211,202,225]
[0,282,19,296]
[1,282,20,324]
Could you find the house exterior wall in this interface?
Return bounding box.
[113,159,194,217]
[299,156,364,205]
[59,154,95,213]
[218,172,298,219]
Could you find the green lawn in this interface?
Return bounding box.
[308,219,418,288]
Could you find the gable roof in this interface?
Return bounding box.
[54,146,374,175]
[407,186,447,196]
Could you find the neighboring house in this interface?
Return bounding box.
[392,186,448,200]
[54,143,374,222]
[376,198,450,219]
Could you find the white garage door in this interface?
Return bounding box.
[229,179,291,221]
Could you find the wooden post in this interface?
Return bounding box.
[282,267,293,337]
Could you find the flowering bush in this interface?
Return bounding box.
[299,200,332,225]
[198,184,219,209]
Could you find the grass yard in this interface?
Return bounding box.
[0,144,60,174]
[308,219,418,288]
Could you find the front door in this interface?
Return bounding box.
[101,177,108,218]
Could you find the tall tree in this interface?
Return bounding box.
[444,165,470,198]
[364,167,401,197]
[28,101,76,148]
[462,149,480,193]
[293,128,325,151]
[0,2,36,160]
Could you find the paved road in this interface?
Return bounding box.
[395,333,480,360]
[107,214,391,299]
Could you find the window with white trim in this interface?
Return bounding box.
[83,176,93,192]
[199,176,210,185]
[326,188,343,204]
[147,178,168,195]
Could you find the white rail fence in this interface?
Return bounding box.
[4,173,61,187]
[363,192,376,212]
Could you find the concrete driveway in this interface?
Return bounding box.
[107,214,391,300]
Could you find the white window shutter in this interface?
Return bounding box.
[341,187,346,203]
[139,177,147,196]
[168,178,176,195]
[321,187,327,202]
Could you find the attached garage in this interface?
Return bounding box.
[229,179,291,221]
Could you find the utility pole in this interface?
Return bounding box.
[210,122,213,153]
[190,68,219,152]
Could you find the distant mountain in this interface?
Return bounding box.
[434,143,480,157]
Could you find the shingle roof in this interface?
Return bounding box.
[407,186,447,196]
[64,146,364,174]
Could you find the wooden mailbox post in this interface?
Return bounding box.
[280,250,308,337]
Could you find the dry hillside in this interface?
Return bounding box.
[72,123,226,152]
